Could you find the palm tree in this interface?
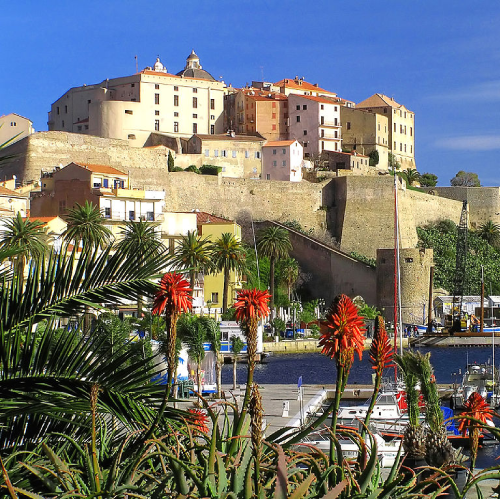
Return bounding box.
[62,200,113,251]
[0,213,49,281]
[477,220,500,248]
[170,230,213,298]
[278,257,299,301]
[114,219,167,315]
[210,232,245,313]
[401,168,420,186]
[257,226,292,314]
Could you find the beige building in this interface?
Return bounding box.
[355,94,415,170]
[48,51,226,147]
[0,113,34,147]
[31,162,165,240]
[0,184,29,217]
[186,133,264,178]
[262,140,303,182]
[323,151,371,175]
[341,107,390,170]
[288,94,342,157]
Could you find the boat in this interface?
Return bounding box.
[297,427,402,468]
[451,362,500,409]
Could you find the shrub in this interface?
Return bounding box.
[200,164,222,176]
[172,166,184,172]
[185,165,201,174]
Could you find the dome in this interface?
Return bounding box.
[187,49,199,61]
[176,50,217,81]
[153,57,167,73]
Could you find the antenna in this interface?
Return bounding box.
[135,55,138,73]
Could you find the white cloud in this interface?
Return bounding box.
[438,135,500,151]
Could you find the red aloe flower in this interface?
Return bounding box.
[319,294,366,367]
[458,392,494,436]
[234,288,271,323]
[369,316,394,377]
[152,272,192,317]
[187,408,209,434]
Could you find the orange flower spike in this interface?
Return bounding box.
[152,272,192,316]
[319,294,366,365]
[458,392,494,436]
[234,289,271,322]
[187,408,209,434]
[369,316,394,376]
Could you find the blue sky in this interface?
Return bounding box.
[2,1,500,186]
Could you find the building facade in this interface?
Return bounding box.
[355,94,415,170]
[262,140,303,181]
[288,94,342,157]
[48,52,226,147]
[0,113,34,147]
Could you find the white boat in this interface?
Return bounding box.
[451,363,500,409]
[298,428,401,468]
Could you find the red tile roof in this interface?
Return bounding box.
[290,94,339,105]
[72,163,127,176]
[263,140,296,147]
[196,212,233,225]
[274,78,335,95]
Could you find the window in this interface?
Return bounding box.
[62,120,65,127]
[232,150,236,158]
[174,86,178,91]
[272,113,276,119]
[210,114,215,120]
[193,88,198,93]
[131,83,135,88]
[104,207,111,218]
[273,161,277,166]
[245,150,249,158]
[334,131,338,138]
[59,200,66,213]
[56,106,60,115]
[334,118,338,126]
[405,258,413,263]
[410,127,413,136]
[255,151,261,159]
[400,143,402,151]
[174,121,179,132]
[347,122,351,130]
[154,84,159,89]
[174,111,179,117]
[210,98,215,109]
[125,109,133,115]
[296,105,300,110]
[204,149,209,157]
[155,94,160,105]
[155,110,160,116]
[155,119,160,131]
[394,123,396,132]
[193,113,197,118]
[266,174,271,180]
[282,160,286,167]
[321,116,325,125]
[93,178,102,188]
[303,130,307,135]
[282,149,286,154]
[400,124,403,133]
[174,95,179,106]
[193,97,197,108]
[378,123,380,131]
[394,141,396,149]
[146,211,154,221]
[128,134,136,140]
[85,124,88,130]
[384,107,387,113]
[129,210,135,221]
[334,106,338,111]
[214,150,219,157]
[193,123,197,133]
[296,116,301,122]
[322,141,325,150]
[221,150,227,157]
[321,104,324,110]
[77,125,82,131]
[302,104,307,110]
[271,124,276,131]
[273,149,277,155]
[211,292,219,303]
[303,141,308,148]
[210,124,215,134]
[321,129,325,138]
[65,105,68,113]
[103,178,109,188]
[404,144,407,152]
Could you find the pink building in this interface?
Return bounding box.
[262,140,303,182]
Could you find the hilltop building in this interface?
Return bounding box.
[355,94,415,170]
[48,51,226,147]
[0,113,34,147]
[262,140,303,181]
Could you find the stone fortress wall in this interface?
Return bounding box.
[3,131,500,314]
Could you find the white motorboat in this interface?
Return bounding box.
[451,363,500,409]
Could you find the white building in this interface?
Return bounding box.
[262,140,303,182]
[288,94,342,157]
[48,51,226,147]
[0,113,34,147]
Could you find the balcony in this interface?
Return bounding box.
[320,121,342,128]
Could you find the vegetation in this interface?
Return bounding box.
[399,167,420,186]
[349,251,377,268]
[419,172,438,187]
[388,152,401,170]
[200,164,222,175]
[417,220,500,294]
[185,164,201,174]
[368,149,379,166]
[450,170,481,187]
[167,150,175,171]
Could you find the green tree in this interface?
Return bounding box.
[450,170,481,187]
[168,150,175,172]
[388,152,401,170]
[62,200,113,251]
[210,232,245,313]
[277,257,299,301]
[419,172,438,187]
[170,230,213,296]
[401,168,420,186]
[230,335,245,390]
[114,219,167,315]
[257,226,292,313]
[477,220,500,249]
[0,213,49,281]
[368,150,379,166]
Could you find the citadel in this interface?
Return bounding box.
[1,50,500,324]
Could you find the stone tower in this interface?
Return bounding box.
[376,247,434,326]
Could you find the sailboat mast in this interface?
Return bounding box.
[394,173,403,356]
